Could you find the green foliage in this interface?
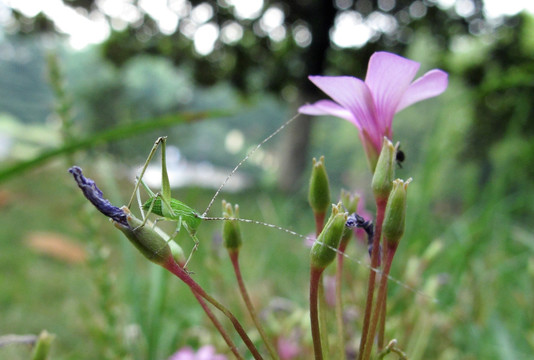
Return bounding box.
[0,109,230,183]
[2,6,534,360]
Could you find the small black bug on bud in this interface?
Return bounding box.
[395,146,405,169]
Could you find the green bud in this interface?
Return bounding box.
[308,156,331,216]
[340,189,360,214]
[222,200,242,251]
[168,240,186,266]
[310,203,348,269]
[372,137,395,200]
[113,207,173,266]
[31,330,55,360]
[382,179,412,247]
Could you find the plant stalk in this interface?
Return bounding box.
[310,267,325,360]
[335,241,349,360]
[191,289,244,360]
[314,213,326,237]
[229,251,279,360]
[358,198,387,359]
[361,245,397,360]
[163,257,263,360]
[377,284,387,351]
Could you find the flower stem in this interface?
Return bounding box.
[361,245,396,360]
[318,274,329,357]
[310,266,325,360]
[358,198,387,359]
[335,241,348,360]
[163,258,263,360]
[229,251,279,360]
[191,289,243,360]
[377,286,387,351]
[314,212,326,237]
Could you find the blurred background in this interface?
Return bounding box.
[1,0,533,359]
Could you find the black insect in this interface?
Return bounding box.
[395,147,405,169]
[345,213,380,264]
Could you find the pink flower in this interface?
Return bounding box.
[323,275,336,307]
[277,336,301,360]
[299,52,448,171]
[168,345,227,360]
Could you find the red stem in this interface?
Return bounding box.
[163,257,263,360]
[335,240,349,360]
[361,244,397,360]
[310,266,325,360]
[314,212,325,237]
[229,251,279,360]
[358,198,387,359]
[191,290,243,359]
[377,284,387,351]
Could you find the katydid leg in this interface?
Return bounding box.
[127,136,167,208]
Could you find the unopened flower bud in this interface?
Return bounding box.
[308,156,331,216]
[382,178,411,248]
[372,138,395,201]
[310,203,347,270]
[113,207,173,266]
[31,330,55,360]
[340,189,360,214]
[222,200,242,252]
[168,240,186,266]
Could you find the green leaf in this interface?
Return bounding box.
[0,109,232,183]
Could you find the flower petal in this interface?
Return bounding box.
[299,100,361,129]
[396,69,449,113]
[69,166,129,227]
[307,75,378,135]
[365,52,420,130]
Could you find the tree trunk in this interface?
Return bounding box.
[277,111,313,191]
[276,1,336,191]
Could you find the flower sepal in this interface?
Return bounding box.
[310,202,348,270]
[382,178,412,248]
[372,138,395,201]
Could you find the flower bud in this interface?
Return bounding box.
[372,138,395,201]
[382,178,411,248]
[308,156,331,216]
[31,330,55,360]
[222,200,242,252]
[113,207,173,266]
[168,240,186,266]
[310,203,347,269]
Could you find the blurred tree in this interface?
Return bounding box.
[457,14,534,179]
[8,0,525,189]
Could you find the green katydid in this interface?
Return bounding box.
[126,136,203,268]
[126,114,302,268]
